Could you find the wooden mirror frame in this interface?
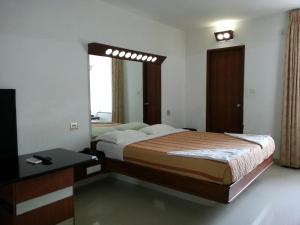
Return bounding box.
[88,42,166,125]
[88,43,166,65]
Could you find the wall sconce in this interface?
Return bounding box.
[214,30,234,41]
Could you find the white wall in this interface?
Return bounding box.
[0,0,186,155]
[123,60,143,123]
[185,13,287,157]
[0,0,287,158]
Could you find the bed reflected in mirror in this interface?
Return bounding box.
[88,42,165,143]
[89,54,144,139]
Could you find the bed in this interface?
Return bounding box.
[95,124,275,203]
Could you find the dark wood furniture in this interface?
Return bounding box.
[206,45,245,133]
[0,89,18,179]
[103,155,273,203]
[91,140,98,151]
[88,42,166,125]
[0,149,93,225]
[143,63,162,124]
[88,43,166,65]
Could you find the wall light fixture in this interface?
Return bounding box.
[214,30,234,41]
[89,43,166,64]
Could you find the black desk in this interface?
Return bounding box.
[0,148,93,225]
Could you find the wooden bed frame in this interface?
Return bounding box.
[103,155,273,203]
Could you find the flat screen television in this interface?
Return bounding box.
[0,89,19,179]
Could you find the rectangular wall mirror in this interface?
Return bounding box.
[89,55,143,125]
[88,42,166,144]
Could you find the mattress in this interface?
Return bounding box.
[98,131,275,185]
[97,129,185,160]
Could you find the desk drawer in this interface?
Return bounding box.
[15,197,74,225]
[15,168,73,203]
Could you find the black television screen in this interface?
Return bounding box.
[0,89,19,179]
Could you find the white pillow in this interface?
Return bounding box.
[99,130,147,144]
[140,124,176,135]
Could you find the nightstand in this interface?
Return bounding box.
[0,149,93,225]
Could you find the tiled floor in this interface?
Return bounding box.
[75,164,300,225]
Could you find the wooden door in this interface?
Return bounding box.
[143,63,161,125]
[206,45,245,133]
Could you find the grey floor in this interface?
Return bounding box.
[74,165,300,225]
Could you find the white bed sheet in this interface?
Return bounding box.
[97,141,124,160]
[96,128,186,160]
[97,129,275,162]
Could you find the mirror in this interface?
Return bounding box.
[89,55,143,126]
[88,42,166,144]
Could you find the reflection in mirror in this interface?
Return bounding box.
[123,60,143,123]
[89,55,112,123]
[89,55,143,127]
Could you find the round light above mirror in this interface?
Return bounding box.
[147,56,153,62]
[105,49,113,55]
[151,57,157,63]
[131,53,137,59]
[112,50,119,56]
[119,51,126,57]
[137,54,143,60]
[217,34,224,40]
[136,54,143,60]
[142,55,148,61]
[125,52,132,58]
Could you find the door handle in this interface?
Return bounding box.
[236,104,241,108]
[144,102,149,106]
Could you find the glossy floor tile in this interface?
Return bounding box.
[74,165,300,225]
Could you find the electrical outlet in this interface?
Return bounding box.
[166,110,171,116]
[70,122,78,130]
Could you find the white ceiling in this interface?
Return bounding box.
[99,0,299,30]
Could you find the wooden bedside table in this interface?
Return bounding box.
[0,149,93,225]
